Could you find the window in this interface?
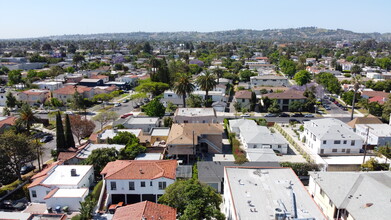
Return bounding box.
[150,181,153,186]
[334,140,341,144]
[32,190,37,198]
[346,149,351,153]
[168,94,172,97]
[343,140,347,144]
[320,149,324,154]
[159,182,167,190]
[323,140,326,144]
[329,199,333,207]
[110,181,117,190]
[253,145,257,148]
[351,140,355,146]
[242,99,245,103]
[129,182,135,190]
[141,181,145,187]
[332,149,337,152]
[320,188,325,197]
[341,149,346,152]
[278,145,281,148]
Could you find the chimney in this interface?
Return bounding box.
[71,169,77,176]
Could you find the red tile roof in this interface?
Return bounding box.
[91,75,109,80]
[44,188,59,199]
[22,89,50,95]
[368,96,387,104]
[0,116,17,128]
[361,91,389,98]
[57,152,77,162]
[29,161,62,188]
[234,90,252,99]
[112,201,176,220]
[53,85,92,95]
[101,160,177,180]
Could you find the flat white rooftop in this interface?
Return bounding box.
[53,188,88,198]
[135,153,162,160]
[150,128,170,136]
[175,108,216,117]
[42,165,92,186]
[76,144,125,159]
[99,129,142,140]
[225,167,325,220]
[322,155,388,165]
[126,117,159,124]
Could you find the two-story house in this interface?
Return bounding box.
[262,89,307,111]
[28,163,94,211]
[101,160,177,205]
[250,75,289,88]
[233,90,252,111]
[17,89,50,106]
[174,108,217,123]
[355,124,391,148]
[53,85,94,103]
[303,118,363,155]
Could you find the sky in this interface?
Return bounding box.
[0,0,390,39]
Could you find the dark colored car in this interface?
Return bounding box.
[40,135,53,143]
[279,113,290,117]
[289,119,302,124]
[20,164,36,175]
[291,113,304,117]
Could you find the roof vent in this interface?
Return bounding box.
[139,169,144,174]
[71,169,78,177]
[365,203,373,208]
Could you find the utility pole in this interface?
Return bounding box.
[362,126,371,165]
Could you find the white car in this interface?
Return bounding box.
[240,113,250,117]
[114,103,122,107]
[304,114,315,118]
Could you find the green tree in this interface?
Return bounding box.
[48,66,64,77]
[69,115,96,145]
[233,101,242,112]
[173,73,195,108]
[315,72,341,94]
[368,102,383,117]
[382,95,391,122]
[83,148,119,176]
[196,71,217,106]
[93,111,118,130]
[135,80,169,97]
[109,132,146,160]
[143,42,153,54]
[2,107,10,116]
[361,158,389,171]
[289,101,303,112]
[0,131,37,180]
[6,92,17,108]
[375,57,391,70]
[250,92,257,111]
[17,103,38,134]
[186,94,203,108]
[64,114,76,148]
[165,101,177,113]
[341,91,360,106]
[7,70,22,85]
[78,197,95,220]
[71,90,88,114]
[279,58,297,77]
[293,70,312,86]
[158,179,224,220]
[376,146,391,163]
[163,117,173,127]
[142,98,165,117]
[268,100,281,113]
[73,54,85,69]
[213,67,224,83]
[239,69,257,81]
[56,112,67,152]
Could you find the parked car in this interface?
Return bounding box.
[240,113,250,117]
[304,114,315,118]
[289,119,302,124]
[164,112,174,116]
[40,135,53,143]
[278,113,290,117]
[20,164,36,175]
[122,99,129,103]
[65,111,74,115]
[1,199,28,211]
[291,113,304,117]
[264,113,278,117]
[114,103,122,107]
[342,106,348,111]
[324,105,331,110]
[120,113,133,119]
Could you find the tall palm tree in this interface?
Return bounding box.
[196,71,217,107]
[350,66,362,120]
[18,102,38,134]
[173,73,195,108]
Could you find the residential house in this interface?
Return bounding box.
[65,74,83,83]
[262,89,307,111]
[233,90,252,110]
[74,143,125,161]
[250,75,289,88]
[197,161,280,193]
[93,85,117,95]
[303,118,363,155]
[229,119,289,154]
[0,89,7,106]
[337,60,354,71]
[167,123,223,161]
[149,127,170,145]
[224,167,326,220]
[355,124,391,147]
[97,129,142,143]
[112,201,177,220]
[90,74,109,83]
[0,116,17,133]
[53,85,94,103]
[105,81,129,90]
[347,116,383,129]
[308,171,391,220]
[34,81,63,91]
[17,89,50,106]
[78,78,105,87]
[361,91,389,104]
[123,117,159,133]
[174,108,217,123]
[211,101,227,112]
[101,160,177,204]
[28,164,94,211]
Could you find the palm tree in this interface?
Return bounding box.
[196,71,217,107]
[173,73,195,108]
[17,103,38,134]
[350,66,362,120]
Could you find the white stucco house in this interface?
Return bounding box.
[250,75,289,88]
[303,118,363,155]
[28,163,94,211]
[123,117,159,133]
[355,124,391,147]
[101,160,177,205]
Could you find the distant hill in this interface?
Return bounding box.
[25,27,391,42]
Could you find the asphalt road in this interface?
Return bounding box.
[216,116,352,123]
